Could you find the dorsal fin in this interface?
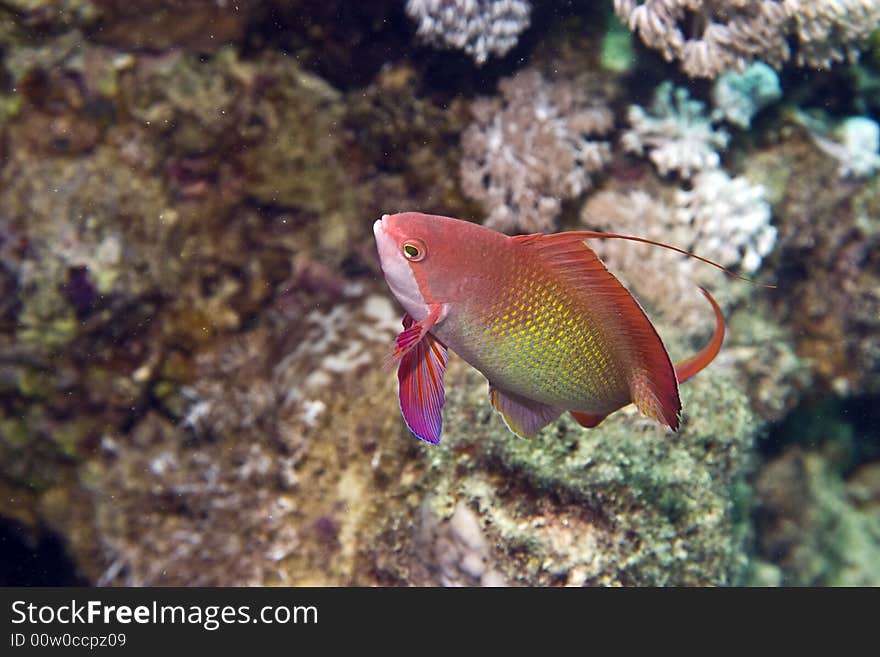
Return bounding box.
[512,232,681,430]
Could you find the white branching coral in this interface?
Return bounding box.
[460,69,613,233]
[614,0,880,78]
[622,81,729,179]
[676,170,777,274]
[405,0,532,65]
[811,116,880,179]
[581,170,775,334]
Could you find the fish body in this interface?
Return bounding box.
[373,212,724,443]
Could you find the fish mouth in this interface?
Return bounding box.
[373,214,390,240]
[373,215,396,270]
[372,214,426,320]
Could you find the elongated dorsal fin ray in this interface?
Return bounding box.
[545,230,776,289]
[674,287,725,384]
[512,232,681,430]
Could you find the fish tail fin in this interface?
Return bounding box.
[674,287,725,384]
[572,231,776,289]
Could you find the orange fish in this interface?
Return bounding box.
[374,212,730,444]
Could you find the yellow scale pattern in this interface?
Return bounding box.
[472,265,629,410]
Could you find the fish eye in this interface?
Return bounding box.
[402,240,426,261]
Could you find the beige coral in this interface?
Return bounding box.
[615,0,880,78]
[460,69,613,234]
[580,169,774,337]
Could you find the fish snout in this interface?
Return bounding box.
[373,215,397,268]
[373,214,391,239]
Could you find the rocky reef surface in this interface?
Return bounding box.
[1,1,878,586]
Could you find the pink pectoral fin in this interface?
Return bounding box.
[397,325,449,445]
[394,314,423,355]
[391,305,446,362]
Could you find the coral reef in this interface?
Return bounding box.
[755,447,880,585]
[614,0,880,78]
[807,115,880,179]
[622,81,729,179]
[789,0,880,69]
[676,170,777,274]
[578,162,804,426]
[0,0,875,590]
[615,0,792,77]
[0,12,473,586]
[364,358,763,586]
[744,132,880,394]
[405,0,531,65]
[580,168,774,333]
[415,501,507,586]
[21,276,768,587]
[600,12,636,73]
[91,411,303,586]
[461,69,613,233]
[0,0,259,53]
[722,308,813,423]
[69,290,405,585]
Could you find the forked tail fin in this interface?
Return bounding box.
[674,287,725,383]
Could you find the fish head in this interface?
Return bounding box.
[373,212,497,321]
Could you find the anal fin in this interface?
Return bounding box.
[489,385,562,440]
[570,410,608,429]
